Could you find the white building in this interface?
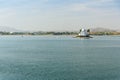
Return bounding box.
[78,29,90,37]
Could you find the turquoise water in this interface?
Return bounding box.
[0,35,120,80]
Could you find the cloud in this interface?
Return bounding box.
[0,0,119,31]
[92,0,114,3]
[65,0,119,16]
[68,3,89,12]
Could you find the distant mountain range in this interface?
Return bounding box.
[90,27,117,32]
[0,26,119,32]
[0,26,21,32]
[0,26,119,35]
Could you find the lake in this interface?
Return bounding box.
[0,35,120,80]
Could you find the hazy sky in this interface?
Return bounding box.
[0,0,120,31]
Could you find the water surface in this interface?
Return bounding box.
[0,35,120,80]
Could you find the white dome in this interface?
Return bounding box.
[81,29,85,31]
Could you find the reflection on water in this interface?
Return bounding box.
[0,36,120,80]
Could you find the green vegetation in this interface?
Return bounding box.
[0,31,120,35]
[0,31,78,35]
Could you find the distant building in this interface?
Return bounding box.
[76,28,91,37]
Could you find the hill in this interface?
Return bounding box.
[0,26,21,32]
[90,27,116,32]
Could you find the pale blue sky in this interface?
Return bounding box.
[0,0,120,31]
